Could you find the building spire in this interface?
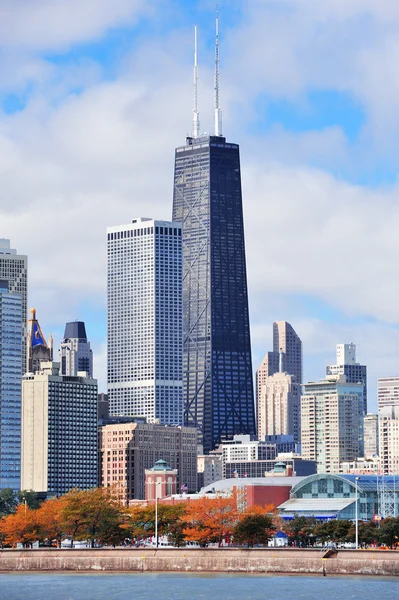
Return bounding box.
[193,25,200,138]
[214,1,222,136]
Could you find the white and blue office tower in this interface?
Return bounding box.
[0,279,23,490]
[107,218,183,425]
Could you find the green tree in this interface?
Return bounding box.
[233,513,275,547]
[18,490,43,510]
[127,503,187,545]
[283,515,316,546]
[0,489,18,517]
[378,517,399,549]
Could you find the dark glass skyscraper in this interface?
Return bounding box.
[173,134,256,452]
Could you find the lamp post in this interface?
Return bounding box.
[355,476,360,550]
[154,481,161,549]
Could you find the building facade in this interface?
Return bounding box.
[326,343,367,414]
[197,452,223,490]
[273,321,302,384]
[257,371,301,443]
[0,239,27,369]
[0,280,23,490]
[378,377,399,411]
[301,375,364,473]
[172,135,255,453]
[21,362,98,496]
[145,460,178,500]
[27,308,53,373]
[220,435,276,478]
[364,413,379,459]
[107,218,183,426]
[379,405,399,475]
[99,421,198,500]
[59,321,93,378]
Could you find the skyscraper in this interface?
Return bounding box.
[0,239,27,369]
[107,218,183,426]
[378,377,399,411]
[59,321,93,378]
[273,321,303,384]
[364,413,379,459]
[257,370,301,443]
[0,280,23,490]
[326,343,367,414]
[172,19,255,452]
[27,308,53,373]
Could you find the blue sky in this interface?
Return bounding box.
[1,0,399,409]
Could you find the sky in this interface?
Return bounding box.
[1,0,399,410]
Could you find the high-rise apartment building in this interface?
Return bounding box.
[27,308,53,373]
[0,239,27,368]
[379,405,399,475]
[172,134,255,453]
[107,218,183,426]
[59,321,93,378]
[99,421,197,500]
[257,370,301,443]
[301,375,364,473]
[273,321,302,384]
[326,343,367,414]
[364,413,379,459]
[0,280,23,490]
[378,377,399,411]
[21,362,98,496]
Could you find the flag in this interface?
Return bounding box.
[243,473,247,478]
[233,470,238,478]
[180,484,188,493]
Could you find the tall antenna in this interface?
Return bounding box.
[214,1,222,136]
[193,26,200,138]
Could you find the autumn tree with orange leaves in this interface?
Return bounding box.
[35,497,66,547]
[0,504,39,548]
[181,493,238,546]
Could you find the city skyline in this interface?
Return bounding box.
[2,2,399,409]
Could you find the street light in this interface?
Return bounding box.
[355,476,360,550]
[154,481,161,549]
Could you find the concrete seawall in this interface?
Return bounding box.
[1,548,398,576]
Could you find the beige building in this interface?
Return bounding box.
[379,405,399,475]
[99,421,198,500]
[378,377,399,410]
[21,362,98,496]
[197,452,222,489]
[301,375,363,473]
[257,371,301,442]
[364,413,379,458]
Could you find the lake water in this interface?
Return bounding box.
[0,573,397,600]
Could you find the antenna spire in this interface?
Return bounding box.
[193,26,200,138]
[214,1,222,136]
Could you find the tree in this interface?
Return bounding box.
[18,490,43,510]
[233,513,275,547]
[35,497,66,547]
[181,493,238,547]
[0,489,18,517]
[378,517,399,549]
[0,504,39,547]
[127,502,187,545]
[283,515,316,546]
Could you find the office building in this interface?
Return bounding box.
[171,19,256,453]
[364,413,379,459]
[59,321,93,378]
[257,368,301,443]
[99,421,197,500]
[378,377,399,411]
[264,434,300,455]
[273,321,302,384]
[26,308,53,373]
[379,405,399,475]
[301,375,364,473]
[107,218,183,426]
[197,452,223,490]
[326,343,367,414]
[0,239,27,368]
[220,435,276,478]
[0,280,23,490]
[21,362,98,496]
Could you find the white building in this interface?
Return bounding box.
[326,343,367,415]
[0,239,27,368]
[379,405,399,475]
[364,413,379,458]
[378,377,399,410]
[21,362,98,496]
[257,369,301,443]
[220,434,276,478]
[107,218,182,425]
[301,375,364,473]
[197,453,223,489]
[59,321,93,378]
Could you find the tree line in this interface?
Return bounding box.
[0,487,398,549]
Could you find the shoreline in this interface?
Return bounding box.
[1,548,398,577]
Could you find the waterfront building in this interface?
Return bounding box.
[21,362,98,496]
[59,321,93,378]
[145,460,178,500]
[26,308,53,373]
[379,405,399,475]
[364,413,379,459]
[326,343,367,414]
[172,20,255,453]
[0,239,27,368]
[107,218,182,426]
[99,421,197,500]
[278,473,399,521]
[378,377,399,411]
[0,280,23,490]
[301,375,364,473]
